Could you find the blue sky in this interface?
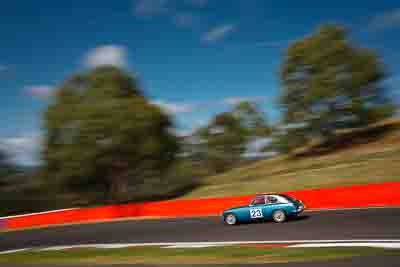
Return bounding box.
[0,0,399,165]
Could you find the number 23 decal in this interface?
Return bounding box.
[250,208,263,218]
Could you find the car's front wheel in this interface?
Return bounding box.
[272,210,287,223]
[224,213,238,225]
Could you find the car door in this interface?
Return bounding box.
[263,195,294,218]
[262,195,280,219]
[248,197,266,220]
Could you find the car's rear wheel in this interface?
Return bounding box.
[272,210,287,223]
[224,213,238,225]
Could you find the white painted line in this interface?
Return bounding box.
[41,246,86,251]
[40,244,144,251]
[0,208,79,219]
[289,243,400,249]
[0,249,31,255]
[165,244,228,248]
[1,239,399,254]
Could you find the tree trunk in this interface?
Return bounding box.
[109,169,129,202]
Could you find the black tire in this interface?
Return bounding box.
[224,213,238,225]
[272,209,287,223]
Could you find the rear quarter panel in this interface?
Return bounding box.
[264,203,297,218]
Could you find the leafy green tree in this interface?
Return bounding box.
[196,101,271,173]
[233,101,271,136]
[43,66,179,201]
[0,149,8,168]
[270,124,308,155]
[0,150,10,182]
[200,112,248,173]
[280,24,394,152]
[0,149,17,178]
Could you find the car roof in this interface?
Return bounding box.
[254,194,295,199]
[255,194,276,197]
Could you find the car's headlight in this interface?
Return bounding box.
[297,205,304,211]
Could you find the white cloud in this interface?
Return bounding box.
[222,96,267,106]
[246,137,272,152]
[153,96,268,114]
[24,85,54,99]
[170,128,194,137]
[84,45,127,68]
[202,23,237,43]
[133,0,207,30]
[0,134,42,166]
[134,0,169,17]
[2,136,37,148]
[369,8,400,31]
[152,100,196,114]
[243,137,276,159]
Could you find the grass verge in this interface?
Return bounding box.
[1,246,400,265]
[184,138,400,198]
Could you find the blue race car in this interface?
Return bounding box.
[222,194,305,225]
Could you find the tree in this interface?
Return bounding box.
[233,101,271,137]
[197,101,271,173]
[0,149,17,178]
[200,112,248,173]
[0,150,9,182]
[280,24,394,152]
[0,149,8,168]
[43,66,179,201]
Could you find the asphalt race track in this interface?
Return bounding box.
[1,207,400,252]
[2,256,400,267]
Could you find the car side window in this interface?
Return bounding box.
[251,197,266,205]
[266,196,278,204]
[275,195,290,204]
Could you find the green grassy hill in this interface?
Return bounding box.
[182,118,400,199]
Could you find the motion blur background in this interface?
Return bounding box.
[1,0,399,216]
